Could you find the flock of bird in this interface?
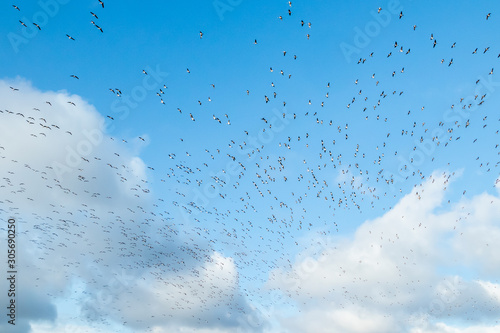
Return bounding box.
[1,1,500,332]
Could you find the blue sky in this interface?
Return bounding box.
[1,0,500,332]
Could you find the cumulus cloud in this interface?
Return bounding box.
[2,79,498,333]
[0,79,259,333]
[409,323,500,333]
[266,171,500,333]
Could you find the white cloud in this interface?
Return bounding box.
[266,171,500,332]
[0,79,260,333]
[478,281,500,303]
[280,305,398,333]
[2,79,499,333]
[410,322,500,333]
